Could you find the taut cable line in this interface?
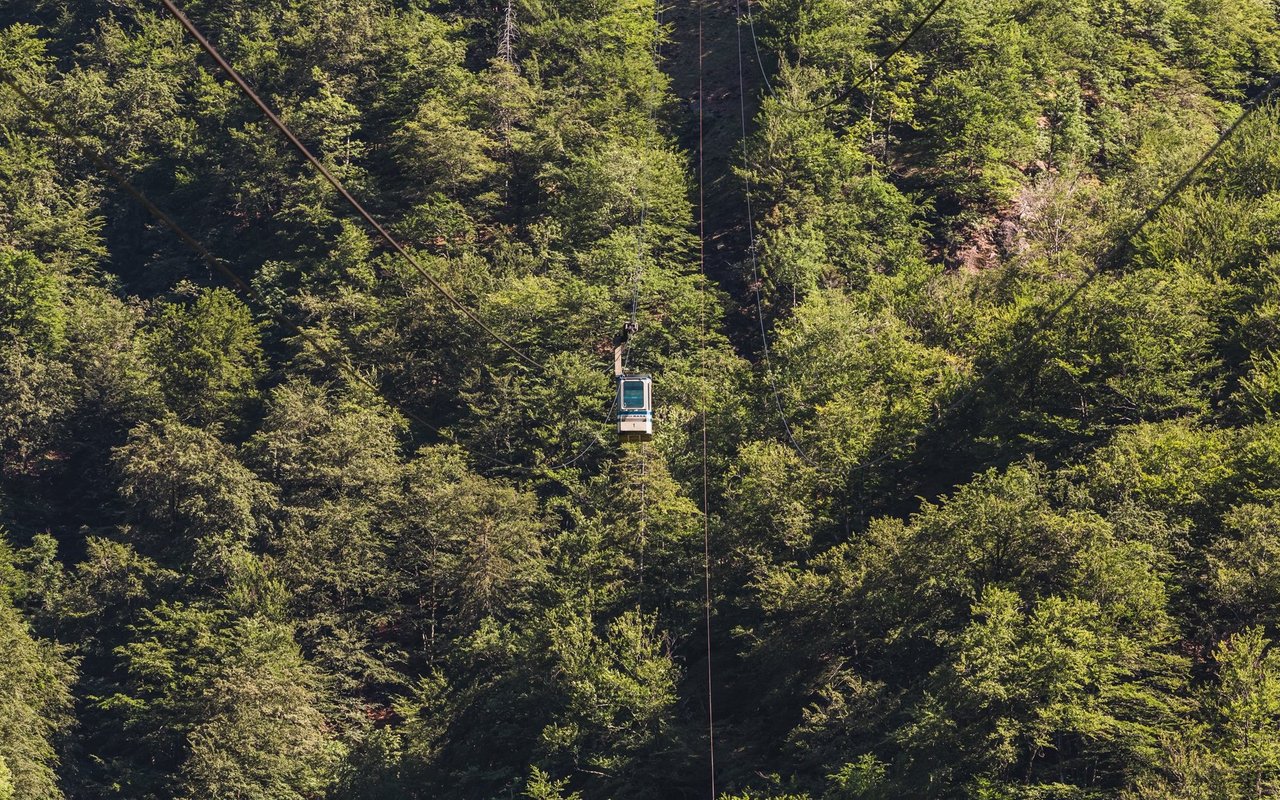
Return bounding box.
[696,1,717,795]
[728,0,950,469]
[730,4,1280,480]
[159,0,543,372]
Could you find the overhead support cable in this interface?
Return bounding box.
[701,1,721,793]
[730,0,950,466]
[621,0,667,375]
[696,1,718,795]
[744,0,775,97]
[158,0,543,372]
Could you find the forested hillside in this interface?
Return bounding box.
[2,0,1280,797]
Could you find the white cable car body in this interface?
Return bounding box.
[616,373,653,443]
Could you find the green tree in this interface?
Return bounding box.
[770,289,965,471]
[0,249,64,351]
[146,287,264,427]
[246,380,408,696]
[177,616,343,800]
[0,540,74,800]
[0,348,73,477]
[1209,628,1280,798]
[114,414,272,576]
[1208,504,1280,628]
[105,602,342,799]
[538,608,680,780]
[393,446,547,660]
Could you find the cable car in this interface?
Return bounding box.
[616,373,653,443]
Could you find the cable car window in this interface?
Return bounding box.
[622,380,646,410]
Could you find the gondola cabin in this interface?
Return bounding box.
[616,373,653,443]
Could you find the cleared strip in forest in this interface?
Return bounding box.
[664,0,765,316]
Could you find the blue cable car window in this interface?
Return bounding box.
[622,380,646,410]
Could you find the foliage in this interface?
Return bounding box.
[0,541,73,800]
[1,0,1279,797]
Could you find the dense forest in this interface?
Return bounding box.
[2,0,1280,796]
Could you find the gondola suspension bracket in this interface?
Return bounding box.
[614,323,652,444]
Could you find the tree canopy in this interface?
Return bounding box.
[2,0,1280,796]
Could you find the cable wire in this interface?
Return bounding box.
[736,0,1279,478]
[729,0,946,468]
[623,0,666,373]
[158,0,542,372]
[623,160,649,374]
[744,0,775,97]
[696,2,717,794]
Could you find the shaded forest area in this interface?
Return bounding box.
[3,0,1280,797]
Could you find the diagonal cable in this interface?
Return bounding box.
[696,2,718,795]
